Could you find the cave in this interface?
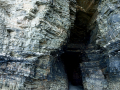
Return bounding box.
[61,52,83,86]
[0,0,120,90]
[60,0,100,89]
[60,11,90,88]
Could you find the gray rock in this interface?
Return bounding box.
[0,0,76,89]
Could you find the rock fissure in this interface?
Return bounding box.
[0,0,120,90]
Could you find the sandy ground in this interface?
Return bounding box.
[68,82,84,90]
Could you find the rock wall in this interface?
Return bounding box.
[0,0,76,90]
[96,0,120,48]
[82,0,120,90]
[97,1,120,90]
[3,0,120,90]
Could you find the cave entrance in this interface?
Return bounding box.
[60,43,87,89]
[60,0,100,89]
[61,51,83,86]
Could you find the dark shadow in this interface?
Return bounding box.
[60,51,83,86]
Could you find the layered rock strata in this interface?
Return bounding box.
[81,0,120,90]
[96,1,120,90]
[0,0,76,90]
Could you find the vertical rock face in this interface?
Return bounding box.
[83,0,120,90]
[72,0,120,90]
[80,45,108,90]
[69,0,76,29]
[0,0,76,90]
[96,0,120,48]
[96,1,120,90]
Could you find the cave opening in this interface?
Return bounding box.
[60,11,90,88]
[60,0,100,89]
[61,51,83,86]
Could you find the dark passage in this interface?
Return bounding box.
[59,11,91,89]
[60,1,100,89]
[61,51,83,86]
[60,11,91,87]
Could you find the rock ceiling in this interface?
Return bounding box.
[69,0,100,44]
[76,0,99,15]
[76,0,100,26]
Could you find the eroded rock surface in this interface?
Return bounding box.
[0,0,76,90]
[81,0,120,90]
[1,0,120,90]
[96,1,120,90]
